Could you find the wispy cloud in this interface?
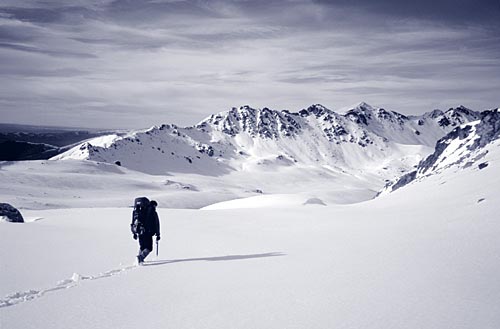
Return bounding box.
[0,0,499,128]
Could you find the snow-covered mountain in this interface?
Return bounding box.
[381,108,500,194]
[53,102,480,184]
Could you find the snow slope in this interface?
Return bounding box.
[1,149,499,328]
[0,158,385,209]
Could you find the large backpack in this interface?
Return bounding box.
[131,197,150,236]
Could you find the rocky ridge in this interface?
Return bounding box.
[381,108,499,194]
[52,103,483,184]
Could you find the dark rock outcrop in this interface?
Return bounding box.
[0,203,24,223]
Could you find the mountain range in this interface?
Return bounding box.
[54,102,483,185]
[2,102,497,209]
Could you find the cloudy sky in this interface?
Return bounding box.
[1,0,499,129]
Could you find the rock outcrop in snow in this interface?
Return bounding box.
[0,203,24,223]
[381,108,499,194]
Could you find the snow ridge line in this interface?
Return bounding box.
[0,264,137,308]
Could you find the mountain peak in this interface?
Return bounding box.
[356,101,375,109]
[348,101,377,112]
[424,109,445,119]
[298,104,332,117]
[196,105,303,138]
[337,101,376,114]
[446,105,474,114]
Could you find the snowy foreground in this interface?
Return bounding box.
[1,157,499,328]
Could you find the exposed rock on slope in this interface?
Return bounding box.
[381,108,499,194]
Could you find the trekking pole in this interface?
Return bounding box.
[156,239,159,257]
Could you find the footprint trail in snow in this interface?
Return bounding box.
[0,264,137,308]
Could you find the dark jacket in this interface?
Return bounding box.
[144,205,160,236]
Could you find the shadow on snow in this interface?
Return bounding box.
[143,252,286,266]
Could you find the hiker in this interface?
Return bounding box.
[131,197,161,264]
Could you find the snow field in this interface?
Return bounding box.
[0,159,384,210]
[2,168,500,329]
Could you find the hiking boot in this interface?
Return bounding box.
[142,248,151,260]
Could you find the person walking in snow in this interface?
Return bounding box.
[132,198,161,264]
